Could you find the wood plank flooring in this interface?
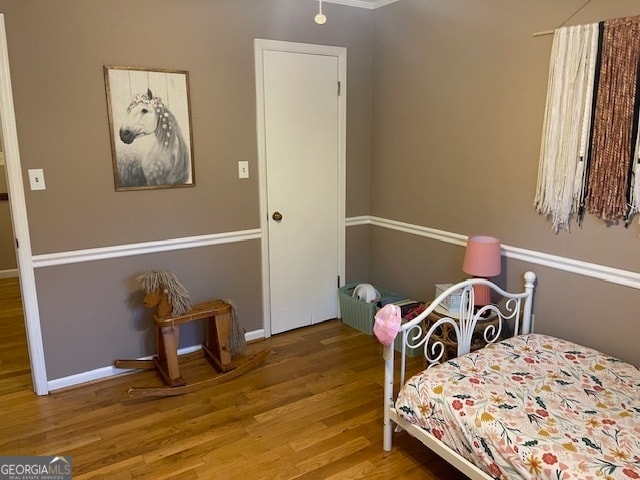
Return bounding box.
[0,277,469,479]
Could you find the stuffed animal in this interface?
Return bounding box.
[352,283,380,303]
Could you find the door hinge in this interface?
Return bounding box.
[337,81,341,96]
[337,275,341,288]
[15,238,18,249]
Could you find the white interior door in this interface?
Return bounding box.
[256,40,346,336]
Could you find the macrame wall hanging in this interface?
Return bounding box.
[535,15,640,231]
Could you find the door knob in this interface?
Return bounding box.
[272,211,283,221]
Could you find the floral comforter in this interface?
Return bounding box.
[395,334,640,479]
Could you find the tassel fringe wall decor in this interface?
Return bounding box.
[535,23,599,231]
[586,17,640,223]
[535,15,640,231]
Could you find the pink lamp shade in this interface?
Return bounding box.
[462,236,501,306]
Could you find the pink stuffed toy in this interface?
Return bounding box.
[374,304,402,346]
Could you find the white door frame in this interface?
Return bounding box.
[0,14,48,395]
[254,39,346,338]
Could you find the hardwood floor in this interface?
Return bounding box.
[0,277,469,479]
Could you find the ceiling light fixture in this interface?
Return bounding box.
[315,0,327,25]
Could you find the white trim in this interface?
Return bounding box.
[33,214,638,291]
[504,245,640,290]
[0,268,18,278]
[32,229,261,268]
[324,0,400,9]
[369,215,467,246]
[245,329,265,343]
[255,40,271,338]
[254,39,347,338]
[0,15,48,396]
[354,215,640,290]
[345,215,369,227]
[47,330,265,391]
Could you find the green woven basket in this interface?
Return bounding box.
[338,283,397,335]
[338,283,424,357]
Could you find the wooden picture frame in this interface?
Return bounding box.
[104,66,195,191]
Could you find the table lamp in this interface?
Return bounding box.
[462,236,501,307]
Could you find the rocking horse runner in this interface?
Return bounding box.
[114,270,268,397]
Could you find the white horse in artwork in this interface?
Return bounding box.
[117,88,190,187]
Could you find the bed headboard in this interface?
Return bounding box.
[382,271,536,452]
[389,271,536,368]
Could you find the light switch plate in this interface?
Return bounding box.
[28,168,46,190]
[238,161,249,179]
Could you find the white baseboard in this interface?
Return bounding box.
[0,268,18,278]
[245,328,265,343]
[47,330,265,391]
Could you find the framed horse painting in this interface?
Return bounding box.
[104,66,195,191]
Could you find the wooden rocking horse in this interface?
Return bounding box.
[114,270,269,397]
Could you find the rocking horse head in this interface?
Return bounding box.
[138,270,192,318]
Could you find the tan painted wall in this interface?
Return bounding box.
[369,0,640,365]
[0,0,373,380]
[7,0,640,381]
[0,164,16,271]
[4,0,373,253]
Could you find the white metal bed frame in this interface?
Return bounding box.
[382,271,537,479]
